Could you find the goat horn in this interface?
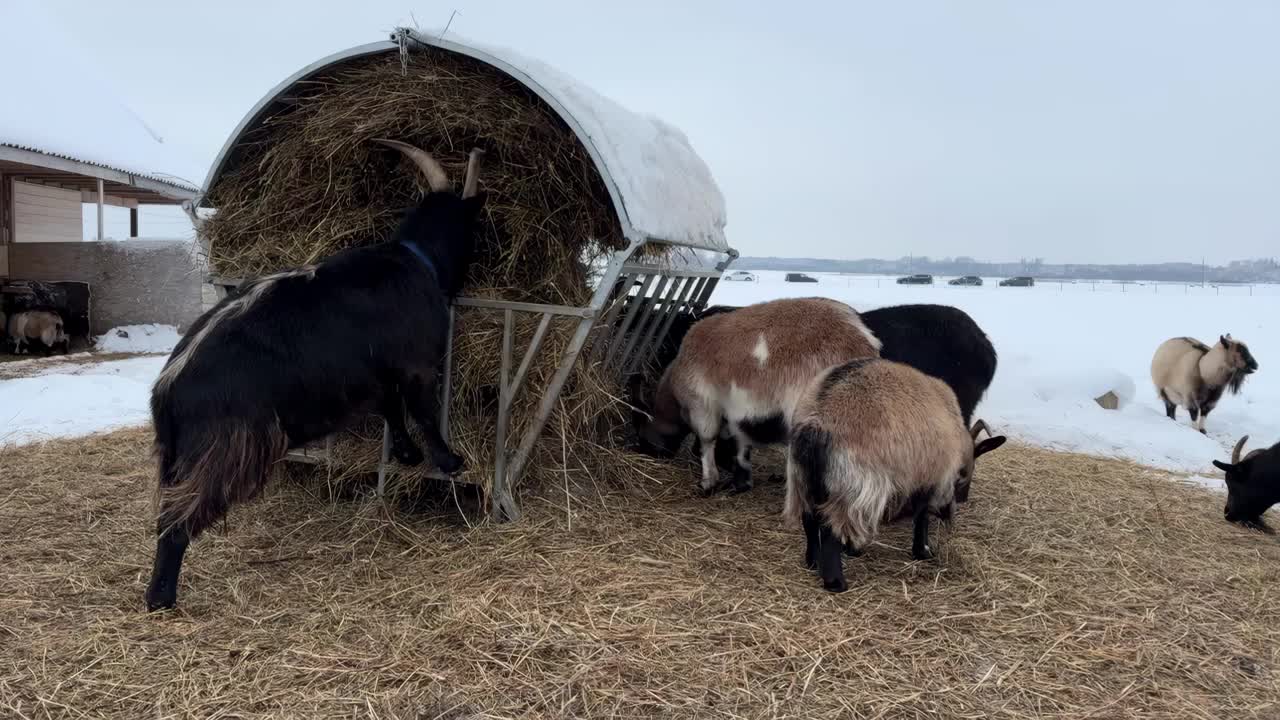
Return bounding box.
[461,147,485,199]
[373,139,452,193]
[1232,435,1250,465]
[970,419,990,441]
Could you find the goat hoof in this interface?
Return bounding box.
[729,480,752,495]
[822,577,848,593]
[1199,429,1207,435]
[768,473,784,483]
[392,445,424,466]
[912,545,935,561]
[435,452,465,475]
[144,587,177,613]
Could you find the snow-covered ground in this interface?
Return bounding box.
[95,324,181,354]
[1,281,1275,490]
[711,272,1280,486]
[0,356,165,447]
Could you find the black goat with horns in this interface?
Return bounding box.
[145,140,486,612]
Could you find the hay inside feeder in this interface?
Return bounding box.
[202,47,663,495]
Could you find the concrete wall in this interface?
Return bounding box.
[8,239,202,334]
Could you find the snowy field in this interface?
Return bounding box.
[1,279,1275,487]
[711,272,1280,485]
[0,325,176,447]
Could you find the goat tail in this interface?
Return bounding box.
[153,419,288,538]
[783,424,830,530]
[820,454,894,549]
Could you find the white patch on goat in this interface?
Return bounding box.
[724,382,772,426]
[700,440,719,491]
[154,266,316,394]
[752,334,769,367]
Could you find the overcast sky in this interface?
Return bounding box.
[42,0,1280,264]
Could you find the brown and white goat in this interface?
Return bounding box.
[1151,335,1258,434]
[639,297,882,495]
[784,358,1006,592]
[7,310,68,355]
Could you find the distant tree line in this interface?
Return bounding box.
[733,255,1280,284]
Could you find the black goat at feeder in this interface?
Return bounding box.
[145,142,486,612]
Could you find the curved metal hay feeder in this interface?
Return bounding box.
[197,29,737,521]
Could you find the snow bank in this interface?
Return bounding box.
[95,324,180,355]
[0,357,164,446]
[712,273,1280,479]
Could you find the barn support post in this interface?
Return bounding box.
[129,207,139,238]
[96,178,105,241]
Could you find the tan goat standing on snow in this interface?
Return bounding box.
[1150,335,1258,434]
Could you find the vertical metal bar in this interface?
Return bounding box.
[586,270,633,360]
[692,276,719,313]
[490,308,515,521]
[376,420,391,497]
[500,242,641,514]
[129,207,139,238]
[604,273,657,367]
[439,307,455,442]
[634,276,697,372]
[617,275,672,372]
[95,178,104,241]
[508,312,553,405]
[625,274,684,375]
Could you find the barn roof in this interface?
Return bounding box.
[201,28,731,254]
[0,1,200,200]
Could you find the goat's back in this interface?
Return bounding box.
[670,297,880,419]
[860,304,996,423]
[1151,337,1207,390]
[796,358,969,489]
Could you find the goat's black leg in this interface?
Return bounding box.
[818,523,846,592]
[379,390,423,466]
[911,490,935,561]
[802,512,820,571]
[146,524,190,612]
[1164,401,1177,420]
[402,375,463,474]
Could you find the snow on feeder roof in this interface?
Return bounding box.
[201,28,729,254]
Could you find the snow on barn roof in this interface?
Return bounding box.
[202,28,731,254]
[0,1,200,198]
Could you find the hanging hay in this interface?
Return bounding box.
[202,48,661,494]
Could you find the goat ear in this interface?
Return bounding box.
[1220,334,1231,346]
[1213,460,1236,474]
[974,435,1007,458]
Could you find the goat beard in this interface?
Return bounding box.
[1228,369,1249,396]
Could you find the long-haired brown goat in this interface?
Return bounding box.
[785,358,1006,592]
[638,297,882,495]
[1151,335,1258,434]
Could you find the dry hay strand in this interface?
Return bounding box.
[4,429,1280,719]
[202,48,652,494]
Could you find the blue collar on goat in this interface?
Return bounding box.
[400,241,439,280]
